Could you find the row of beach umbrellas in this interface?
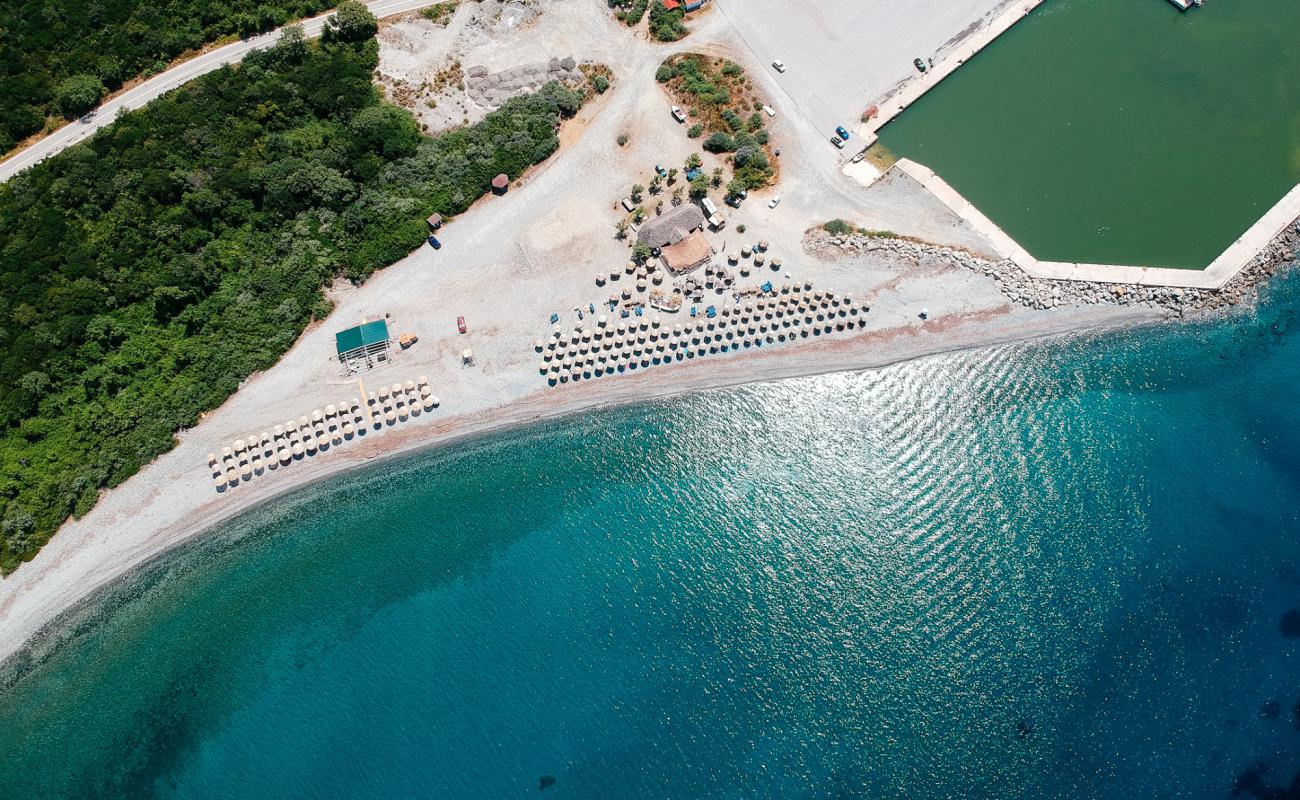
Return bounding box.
[210,376,439,492]
[537,292,868,386]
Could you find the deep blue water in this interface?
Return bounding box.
[4,268,1300,798]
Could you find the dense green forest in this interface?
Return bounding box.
[0,10,586,572]
[0,0,343,153]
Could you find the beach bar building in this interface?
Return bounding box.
[335,319,391,371]
[660,230,712,274]
[637,203,705,249]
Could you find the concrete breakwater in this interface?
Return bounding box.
[807,220,1300,316]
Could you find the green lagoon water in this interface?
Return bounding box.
[878,0,1300,269]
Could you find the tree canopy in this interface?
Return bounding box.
[0,0,342,153]
[323,1,378,43]
[0,29,586,572]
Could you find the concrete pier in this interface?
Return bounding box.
[896,158,1300,289]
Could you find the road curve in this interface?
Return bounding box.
[0,0,433,184]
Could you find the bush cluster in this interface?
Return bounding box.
[648,1,689,41]
[608,0,649,25]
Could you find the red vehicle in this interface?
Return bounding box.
[457,316,467,334]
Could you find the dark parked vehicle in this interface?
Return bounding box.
[427,235,442,249]
[914,58,928,73]
[835,125,851,140]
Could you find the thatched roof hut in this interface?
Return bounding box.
[636,204,704,249]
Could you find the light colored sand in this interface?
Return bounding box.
[0,0,1166,667]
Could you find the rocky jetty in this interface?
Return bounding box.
[807,220,1300,317]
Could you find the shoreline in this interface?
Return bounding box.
[0,305,1163,672]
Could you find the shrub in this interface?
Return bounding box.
[655,63,678,82]
[419,1,459,25]
[686,123,703,138]
[702,132,735,153]
[824,219,854,236]
[592,75,610,94]
[617,132,630,146]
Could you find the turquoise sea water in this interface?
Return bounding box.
[4,267,1300,797]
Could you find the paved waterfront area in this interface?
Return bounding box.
[714,0,1010,143]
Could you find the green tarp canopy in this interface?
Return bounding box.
[335,319,389,356]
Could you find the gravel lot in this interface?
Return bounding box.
[713,0,1012,142]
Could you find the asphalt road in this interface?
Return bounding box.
[0,0,435,184]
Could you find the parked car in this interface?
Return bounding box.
[457,316,467,334]
[655,164,667,177]
[771,59,786,73]
[671,105,687,123]
[830,136,844,149]
[768,195,782,209]
[835,126,851,140]
[427,235,442,249]
[914,57,928,73]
